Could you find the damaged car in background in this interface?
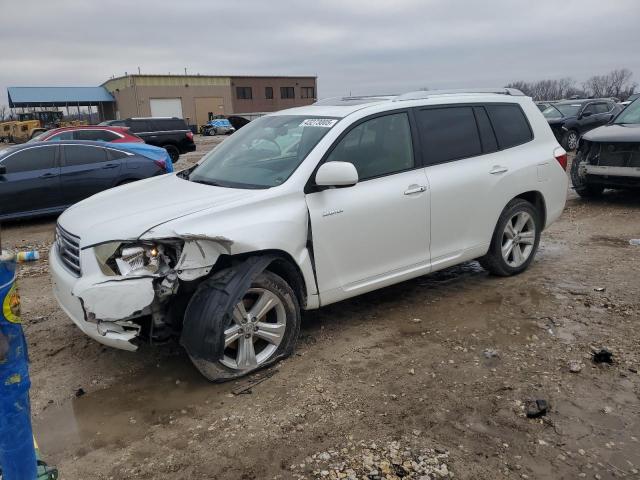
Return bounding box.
[50,88,568,381]
[571,97,640,198]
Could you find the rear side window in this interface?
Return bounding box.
[127,120,151,133]
[325,112,414,181]
[75,130,120,141]
[1,146,56,173]
[485,105,532,149]
[63,145,107,166]
[416,107,482,164]
[151,119,187,131]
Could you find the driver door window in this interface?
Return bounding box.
[325,113,414,180]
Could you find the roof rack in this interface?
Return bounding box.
[394,88,525,101]
[313,95,397,106]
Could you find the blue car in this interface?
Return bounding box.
[0,141,170,221]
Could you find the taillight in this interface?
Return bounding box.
[186,131,193,141]
[154,159,167,171]
[554,147,568,171]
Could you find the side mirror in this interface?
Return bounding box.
[315,161,358,187]
[581,111,592,118]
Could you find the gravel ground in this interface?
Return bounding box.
[2,136,639,479]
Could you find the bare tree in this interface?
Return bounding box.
[0,105,7,121]
[505,77,579,101]
[582,68,637,100]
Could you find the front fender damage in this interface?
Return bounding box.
[75,236,233,348]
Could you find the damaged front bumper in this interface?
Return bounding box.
[50,244,142,351]
[50,234,229,351]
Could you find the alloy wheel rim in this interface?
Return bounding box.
[568,132,578,150]
[501,211,536,268]
[220,288,286,370]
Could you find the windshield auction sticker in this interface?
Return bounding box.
[299,119,338,128]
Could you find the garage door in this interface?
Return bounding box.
[150,98,183,118]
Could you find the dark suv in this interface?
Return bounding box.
[101,117,195,162]
[541,99,621,150]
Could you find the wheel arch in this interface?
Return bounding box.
[513,190,547,229]
[213,249,308,309]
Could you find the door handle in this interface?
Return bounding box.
[489,165,508,175]
[39,172,57,179]
[404,185,427,195]
[102,163,118,169]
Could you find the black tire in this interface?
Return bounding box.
[570,153,604,198]
[479,198,542,277]
[561,129,579,151]
[185,268,300,382]
[164,145,180,163]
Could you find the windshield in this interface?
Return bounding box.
[543,104,581,119]
[189,115,339,188]
[614,98,640,124]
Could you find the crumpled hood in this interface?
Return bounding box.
[582,123,640,143]
[58,174,258,247]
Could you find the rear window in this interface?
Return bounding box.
[416,107,482,164]
[485,105,532,149]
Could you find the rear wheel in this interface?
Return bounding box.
[479,199,541,276]
[164,145,180,163]
[186,269,301,382]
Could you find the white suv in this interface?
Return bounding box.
[50,88,568,381]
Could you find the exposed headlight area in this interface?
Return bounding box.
[94,241,180,277]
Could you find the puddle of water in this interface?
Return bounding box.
[33,354,225,459]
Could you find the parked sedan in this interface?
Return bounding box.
[541,99,621,150]
[30,126,144,143]
[0,141,169,221]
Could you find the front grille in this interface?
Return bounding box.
[589,142,640,168]
[56,224,81,276]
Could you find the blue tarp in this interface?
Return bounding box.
[206,119,233,128]
[114,143,174,173]
[0,252,37,479]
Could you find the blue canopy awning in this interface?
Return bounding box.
[7,87,114,108]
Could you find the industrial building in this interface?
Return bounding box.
[7,74,317,128]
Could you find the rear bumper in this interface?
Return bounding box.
[49,244,139,351]
[180,142,196,154]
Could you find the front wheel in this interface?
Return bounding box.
[562,130,579,151]
[185,269,301,382]
[570,154,604,198]
[479,199,541,276]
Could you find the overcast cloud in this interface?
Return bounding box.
[1,0,639,104]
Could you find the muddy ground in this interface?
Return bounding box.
[2,136,639,479]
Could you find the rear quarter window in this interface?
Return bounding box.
[485,104,533,149]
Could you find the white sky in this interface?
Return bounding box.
[1,0,639,104]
